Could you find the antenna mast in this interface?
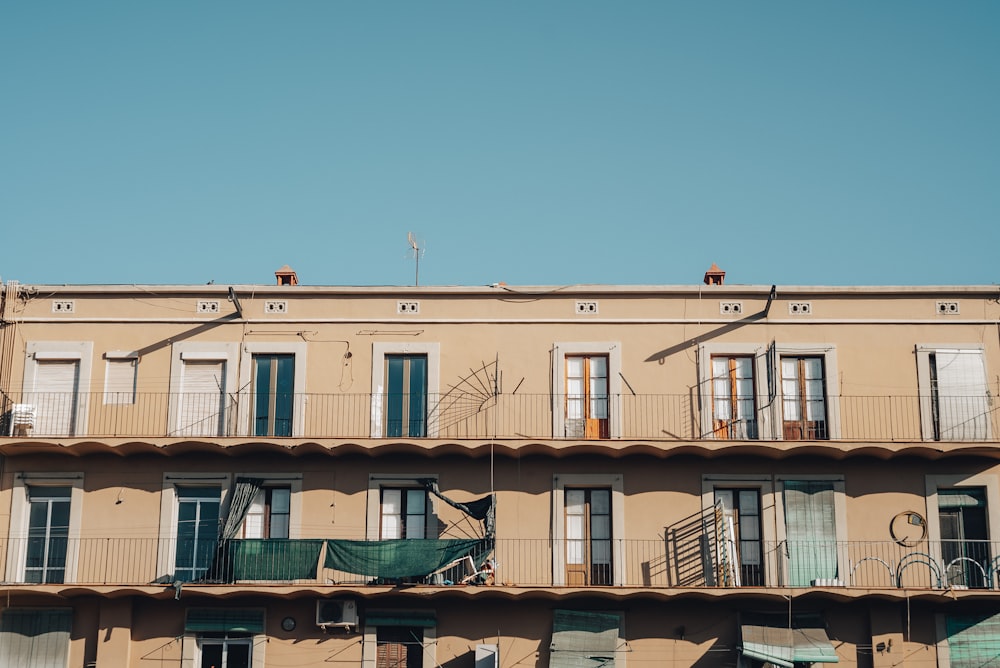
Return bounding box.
[407,232,422,286]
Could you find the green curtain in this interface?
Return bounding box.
[550,609,621,668]
[324,538,489,579]
[0,609,72,668]
[783,480,837,586]
[947,613,1000,667]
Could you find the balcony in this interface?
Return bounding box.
[1,537,999,592]
[1,391,997,443]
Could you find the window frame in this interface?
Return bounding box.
[103,351,139,405]
[22,341,94,437]
[366,474,438,541]
[552,342,622,439]
[238,342,307,438]
[701,475,777,587]
[773,474,848,586]
[925,474,1000,589]
[168,342,239,438]
[370,343,440,438]
[552,474,625,586]
[698,344,769,440]
[916,345,992,442]
[232,473,301,540]
[774,344,840,440]
[156,473,232,582]
[4,473,84,584]
[361,612,436,668]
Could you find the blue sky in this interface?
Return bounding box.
[2,2,998,287]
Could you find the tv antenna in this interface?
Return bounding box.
[407,232,424,286]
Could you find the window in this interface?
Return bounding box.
[938,488,990,588]
[711,355,758,439]
[381,488,429,539]
[0,609,72,668]
[4,474,83,585]
[715,488,763,586]
[918,347,992,441]
[702,475,776,588]
[926,475,1000,593]
[103,352,138,405]
[22,342,93,437]
[549,609,623,668]
[565,355,610,439]
[385,354,428,438]
[252,354,294,436]
[184,608,263,668]
[370,343,440,438]
[377,627,424,668]
[565,488,612,586]
[363,612,436,668]
[698,344,767,440]
[780,356,828,440]
[239,342,306,438]
[24,486,70,584]
[169,343,237,438]
[552,474,625,586]
[779,479,843,586]
[552,342,622,439]
[175,487,221,582]
[242,487,291,539]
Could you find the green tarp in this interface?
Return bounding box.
[324,538,489,579]
[225,539,325,580]
[946,612,1000,668]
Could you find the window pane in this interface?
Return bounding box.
[715,489,734,510]
[591,490,610,514]
[406,489,425,514]
[734,357,752,378]
[589,356,607,378]
[591,516,611,540]
[270,488,291,513]
[739,490,759,512]
[592,540,611,564]
[566,515,585,540]
[381,514,401,539]
[566,490,585,513]
[270,515,289,539]
[381,490,401,514]
[566,539,585,564]
[566,357,584,377]
[406,515,425,539]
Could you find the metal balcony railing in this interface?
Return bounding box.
[0,391,996,442]
[2,537,1000,591]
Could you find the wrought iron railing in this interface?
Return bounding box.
[0,391,996,441]
[2,537,999,590]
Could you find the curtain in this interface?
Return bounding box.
[221,477,264,540]
[783,480,837,586]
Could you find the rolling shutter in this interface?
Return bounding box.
[177,360,226,436]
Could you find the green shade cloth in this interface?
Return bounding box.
[946,612,1000,667]
[365,612,437,628]
[783,480,838,586]
[226,539,324,580]
[741,619,838,667]
[324,538,489,578]
[550,609,621,668]
[186,608,264,633]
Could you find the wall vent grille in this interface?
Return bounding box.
[575,301,599,314]
[52,301,75,314]
[720,302,743,315]
[397,301,420,314]
[788,302,812,315]
[264,300,288,314]
[936,301,960,315]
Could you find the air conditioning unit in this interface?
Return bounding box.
[316,599,358,628]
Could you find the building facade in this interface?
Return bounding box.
[1,274,999,667]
